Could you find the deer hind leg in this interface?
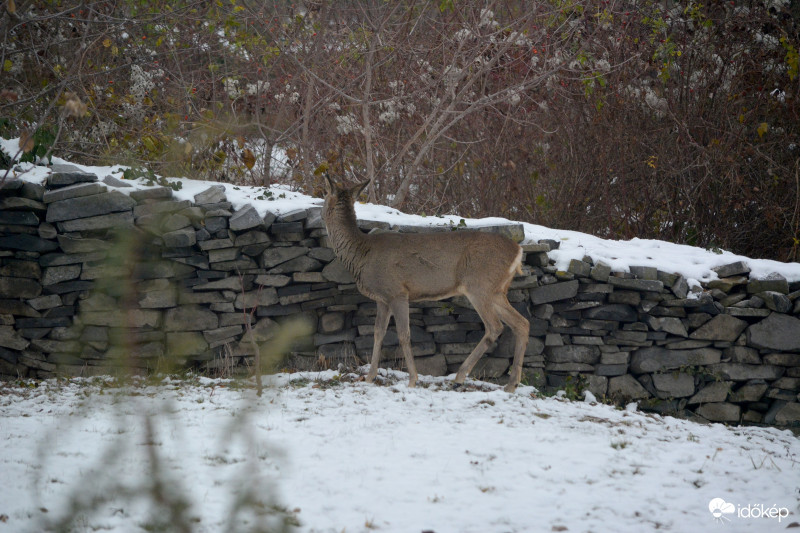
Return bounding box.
[494,298,530,393]
[388,297,418,388]
[453,294,503,384]
[367,300,392,383]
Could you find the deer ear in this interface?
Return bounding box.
[323,172,336,195]
[350,179,370,200]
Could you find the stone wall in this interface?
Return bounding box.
[1,165,800,427]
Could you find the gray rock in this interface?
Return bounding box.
[0,234,59,252]
[0,326,30,350]
[198,238,235,251]
[0,277,42,298]
[746,313,800,351]
[652,373,695,398]
[46,190,135,223]
[530,280,579,305]
[277,209,308,223]
[162,227,196,248]
[583,304,638,322]
[102,175,133,188]
[202,325,244,344]
[544,345,600,364]
[671,276,689,299]
[630,347,721,373]
[254,274,291,287]
[138,288,178,309]
[695,402,740,423]
[229,204,263,231]
[0,209,40,226]
[0,179,24,193]
[28,294,62,310]
[166,331,209,358]
[322,260,355,284]
[234,230,270,247]
[757,291,792,313]
[42,265,81,286]
[161,213,192,233]
[747,273,789,295]
[164,306,219,331]
[687,381,731,404]
[608,374,650,400]
[261,246,309,268]
[609,276,664,292]
[47,165,98,187]
[630,266,658,280]
[723,346,760,364]
[568,259,591,277]
[710,363,784,381]
[129,187,173,202]
[689,314,747,342]
[644,316,688,337]
[712,261,750,278]
[306,207,325,229]
[268,255,321,274]
[57,211,134,232]
[415,353,448,377]
[42,182,107,203]
[194,184,227,205]
[56,235,111,253]
[133,201,192,220]
[729,381,768,402]
[774,402,800,426]
[234,288,279,309]
[763,353,800,366]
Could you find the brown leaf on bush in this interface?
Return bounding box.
[19,131,34,153]
[0,89,18,102]
[62,92,88,118]
[242,148,255,169]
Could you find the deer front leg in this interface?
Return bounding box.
[367,301,391,383]
[389,298,417,388]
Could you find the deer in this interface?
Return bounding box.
[322,174,530,392]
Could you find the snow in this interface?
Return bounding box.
[1,371,798,532]
[3,137,800,289]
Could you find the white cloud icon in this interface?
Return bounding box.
[709,498,736,521]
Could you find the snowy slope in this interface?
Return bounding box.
[1,372,798,532]
[3,137,800,289]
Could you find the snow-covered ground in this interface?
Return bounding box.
[3,137,800,289]
[1,371,798,532]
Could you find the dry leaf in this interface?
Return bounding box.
[62,92,88,118]
[19,131,34,153]
[242,148,255,170]
[7,0,16,15]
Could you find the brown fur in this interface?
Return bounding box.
[323,176,529,391]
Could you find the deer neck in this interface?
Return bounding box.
[325,202,369,276]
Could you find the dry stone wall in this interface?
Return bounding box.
[2,165,800,427]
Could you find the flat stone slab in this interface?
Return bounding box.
[689,314,747,342]
[46,190,135,223]
[630,346,721,373]
[229,204,263,231]
[712,261,750,278]
[46,164,98,187]
[530,279,578,305]
[746,313,800,351]
[42,182,107,203]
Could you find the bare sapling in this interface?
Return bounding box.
[322,174,529,392]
